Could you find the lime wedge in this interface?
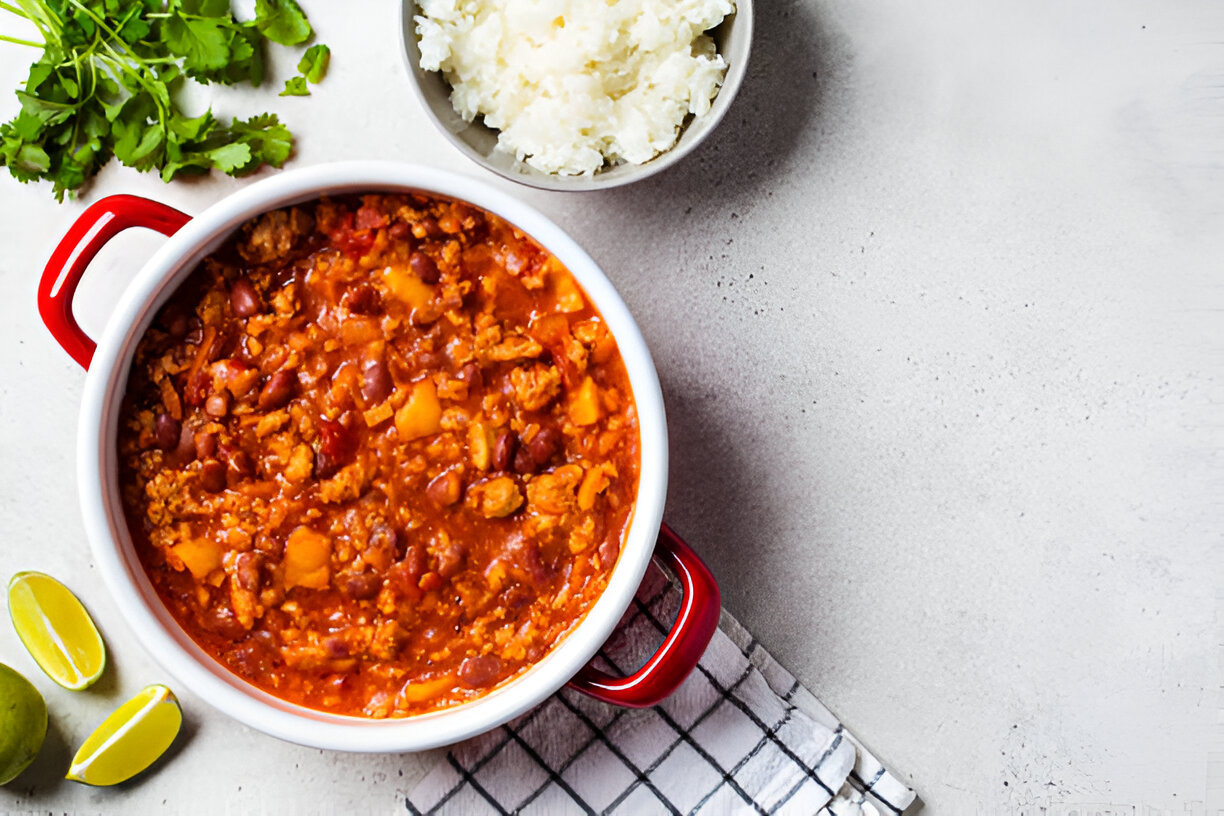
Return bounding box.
[0,663,47,785]
[67,684,182,786]
[7,571,106,690]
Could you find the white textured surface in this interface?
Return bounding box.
[0,1,1220,813]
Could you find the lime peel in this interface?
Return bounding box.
[0,663,47,785]
[7,571,106,690]
[67,684,182,786]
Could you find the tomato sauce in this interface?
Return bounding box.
[117,193,639,717]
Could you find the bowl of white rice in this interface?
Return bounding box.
[400,0,752,190]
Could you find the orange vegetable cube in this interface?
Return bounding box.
[577,465,611,511]
[170,538,222,580]
[383,264,434,313]
[568,377,602,426]
[284,527,332,590]
[395,379,442,441]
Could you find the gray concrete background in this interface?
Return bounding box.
[0,0,1220,813]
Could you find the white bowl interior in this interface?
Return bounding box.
[399,0,755,191]
[77,162,668,751]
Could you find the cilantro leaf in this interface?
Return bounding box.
[161,13,232,77]
[253,0,312,46]
[206,141,251,173]
[280,43,329,96]
[0,0,328,199]
[280,76,309,97]
[226,113,293,169]
[298,44,330,83]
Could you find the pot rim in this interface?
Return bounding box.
[75,161,668,752]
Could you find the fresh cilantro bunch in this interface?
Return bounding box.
[0,0,328,200]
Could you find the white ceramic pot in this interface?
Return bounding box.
[38,162,720,752]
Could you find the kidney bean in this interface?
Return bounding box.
[316,419,357,479]
[193,431,217,459]
[234,552,262,591]
[204,391,230,418]
[343,283,382,315]
[367,524,399,566]
[258,369,295,410]
[344,572,383,601]
[387,221,411,242]
[260,344,289,374]
[201,604,246,640]
[229,641,273,678]
[404,543,427,579]
[528,426,562,465]
[435,540,467,579]
[500,585,532,611]
[409,250,440,284]
[200,459,227,492]
[166,424,197,468]
[457,654,502,689]
[387,547,425,600]
[513,427,561,474]
[361,355,393,406]
[426,470,461,507]
[154,413,180,451]
[420,216,445,239]
[458,362,483,391]
[492,430,517,472]
[230,278,262,317]
[511,447,533,474]
[314,451,340,480]
[324,636,351,659]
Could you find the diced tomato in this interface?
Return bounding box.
[328,212,376,259]
[355,205,388,231]
[529,314,581,388]
[316,418,358,477]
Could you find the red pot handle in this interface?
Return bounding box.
[38,194,191,370]
[568,523,721,708]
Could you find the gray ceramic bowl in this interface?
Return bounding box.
[399,0,754,191]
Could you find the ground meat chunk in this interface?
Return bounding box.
[509,363,562,411]
[117,193,640,719]
[237,208,315,264]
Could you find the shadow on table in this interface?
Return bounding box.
[655,379,782,614]
[11,710,72,795]
[599,0,842,217]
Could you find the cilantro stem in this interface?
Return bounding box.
[0,33,42,48]
[11,0,60,41]
[1,0,319,199]
[65,0,126,47]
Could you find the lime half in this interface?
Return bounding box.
[7,571,106,690]
[67,684,182,786]
[0,662,47,785]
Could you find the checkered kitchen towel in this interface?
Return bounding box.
[407,566,917,815]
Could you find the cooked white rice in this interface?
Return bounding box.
[416,0,734,176]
